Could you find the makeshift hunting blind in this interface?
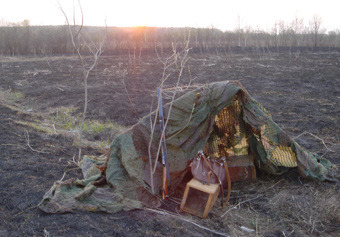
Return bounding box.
[39,81,334,214]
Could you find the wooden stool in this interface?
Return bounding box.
[180,178,220,218]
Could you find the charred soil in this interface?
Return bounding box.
[0,50,339,236]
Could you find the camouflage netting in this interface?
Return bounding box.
[39,81,335,213]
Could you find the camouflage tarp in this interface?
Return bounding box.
[39,81,335,213]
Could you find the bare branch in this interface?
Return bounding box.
[293,131,335,153]
[148,31,191,193]
[58,0,106,164]
[24,129,49,154]
[58,167,80,182]
[74,0,84,38]
[221,195,263,218]
[145,208,230,237]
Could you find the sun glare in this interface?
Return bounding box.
[0,0,339,31]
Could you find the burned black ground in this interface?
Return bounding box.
[0,51,339,236]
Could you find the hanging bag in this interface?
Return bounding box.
[189,151,231,207]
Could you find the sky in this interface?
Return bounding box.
[0,0,339,32]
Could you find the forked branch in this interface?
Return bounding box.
[58,0,106,166]
[293,131,335,155]
[148,32,191,194]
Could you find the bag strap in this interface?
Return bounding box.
[203,155,231,207]
[222,159,231,208]
[198,152,232,208]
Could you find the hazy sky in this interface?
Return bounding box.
[0,0,339,31]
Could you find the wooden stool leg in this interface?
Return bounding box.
[180,184,191,210]
[181,179,220,218]
[202,186,220,218]
[203,194,213,218]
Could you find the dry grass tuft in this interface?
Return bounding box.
[201,177,340,236]
[265,186,339,235]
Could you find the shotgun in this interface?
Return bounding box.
[157,88,170,199]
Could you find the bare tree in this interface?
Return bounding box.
[291,15,304,47]
[148,34,191,194]
[328,30,339,48]
[278,20,288,47]
[244,25,252,48]
[271,22,280,52]
[237,14,242,47]
[310,14,323,48]
[58,0,106,165]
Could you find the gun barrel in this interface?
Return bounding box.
[157,88,170,198]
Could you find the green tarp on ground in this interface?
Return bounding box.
[39,81,335,213]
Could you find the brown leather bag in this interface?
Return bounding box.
[190,151,226,184]
[189,151,231,207]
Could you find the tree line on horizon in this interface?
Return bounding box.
[0,17,339,56]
